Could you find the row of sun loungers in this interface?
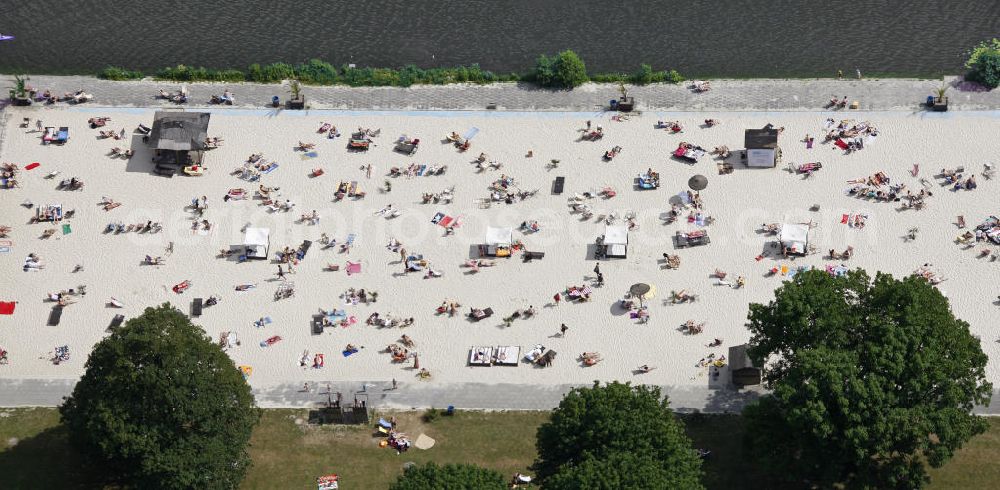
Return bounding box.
[468,345,521,366]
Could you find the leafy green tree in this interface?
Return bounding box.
[553,50,589,88]
[966,39,1000,89]
[60,304,260,489]
[744,269,992,489]
[633,63,656,85]
[544,451,685,490]
[389,462,506,490]
[534,381,703,489]
[533,54,556,87]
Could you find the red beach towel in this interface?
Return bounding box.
[25,162,40,171]
[840,214,849,224]
[834,139,849,150]
[438,216,454,228]
[0,302,15,314]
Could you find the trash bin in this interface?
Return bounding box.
[446,405,455,415]
[926,95,934,107]
[609,99,618,110]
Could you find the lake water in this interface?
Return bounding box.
[2,0,998,78]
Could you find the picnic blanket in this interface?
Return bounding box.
[414,433,436,450]
[0,302,15,315]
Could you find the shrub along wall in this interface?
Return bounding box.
[97,53,683,88]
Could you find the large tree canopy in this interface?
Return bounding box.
[744,269,992,489]
[389,462,506,490]
[534,381,703,489]
[60,304,260,489]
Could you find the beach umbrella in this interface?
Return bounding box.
[630,283,652,306]
[688,174,708,191]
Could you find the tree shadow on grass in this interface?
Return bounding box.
[678,412,794,490]
[0,424,103,489]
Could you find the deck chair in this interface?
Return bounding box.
[48,306,63,326]
[109,314,125,330]
[191,298,203,317]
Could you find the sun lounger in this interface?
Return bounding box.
[494,345,520,366]
[394,140,419,155]
[469,346,494,366]
[48,306,63,326]
[537,349,556,367]
[191,298,203,317]
[675,230,711,248]
[523,251,545,261]
[311,315,325,335]
[109,314,125,329]
[469,307,493,321]
[552,176,565,195]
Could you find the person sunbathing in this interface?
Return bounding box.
[637,365,656,373]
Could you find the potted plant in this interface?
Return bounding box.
[932,82,948,112]
[9,74,32,106]
[616,81,635,112]
[287,79,305,109]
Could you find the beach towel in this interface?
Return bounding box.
[841,214,849,224]
[342,349,359,357]
[463,127,480,141]
[62,224,71,235]
[416,165,427,176]
[439,216,454,228]
[0,302,15,315]
[304,151,318,158]
[25,162,40,171]
[0,241,10,253]
[835,138,849,150]
[346,262,361,275]
[677,191,692,205]
[431,212,444,224]
[261,163,279,174]
[254,316,272,328]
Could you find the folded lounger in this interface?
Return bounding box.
[48,305,63,326]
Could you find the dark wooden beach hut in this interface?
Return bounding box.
[743,127,781,168]
[147,111,211,176]
[729,344,761,387]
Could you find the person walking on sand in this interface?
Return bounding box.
[553,293,561,306]
[593,263,600,275]
[276,264,285,281]
[560,323,568,336]
[837,69,843,80]
[392,378,397,390]
[36,119,43,132]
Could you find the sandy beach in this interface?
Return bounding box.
[1,106,998,408]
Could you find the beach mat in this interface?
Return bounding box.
[0,301,15,315]
[62,224,72,235]
[841,214,849,224]
[414,433,436,450]
[25,162,40,171]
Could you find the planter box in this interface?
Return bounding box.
[288,96,305,110]
[616,97,635,112]
[932,96,948,112]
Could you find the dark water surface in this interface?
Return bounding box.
[2,1,998,77]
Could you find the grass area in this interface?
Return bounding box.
[243,409,546,489]
[2,408,1000,489]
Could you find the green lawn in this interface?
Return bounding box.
[2,408,999,489]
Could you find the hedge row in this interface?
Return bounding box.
[97,53,684,88]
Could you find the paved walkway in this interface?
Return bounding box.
[10,75,1000,112]
[4,378,1000,414]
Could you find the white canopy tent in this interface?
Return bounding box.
[483,226,513,256]
[243,227,270,259]
[604,225,628,258]
[779,223,809,255]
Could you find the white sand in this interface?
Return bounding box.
[1,107,998,403]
